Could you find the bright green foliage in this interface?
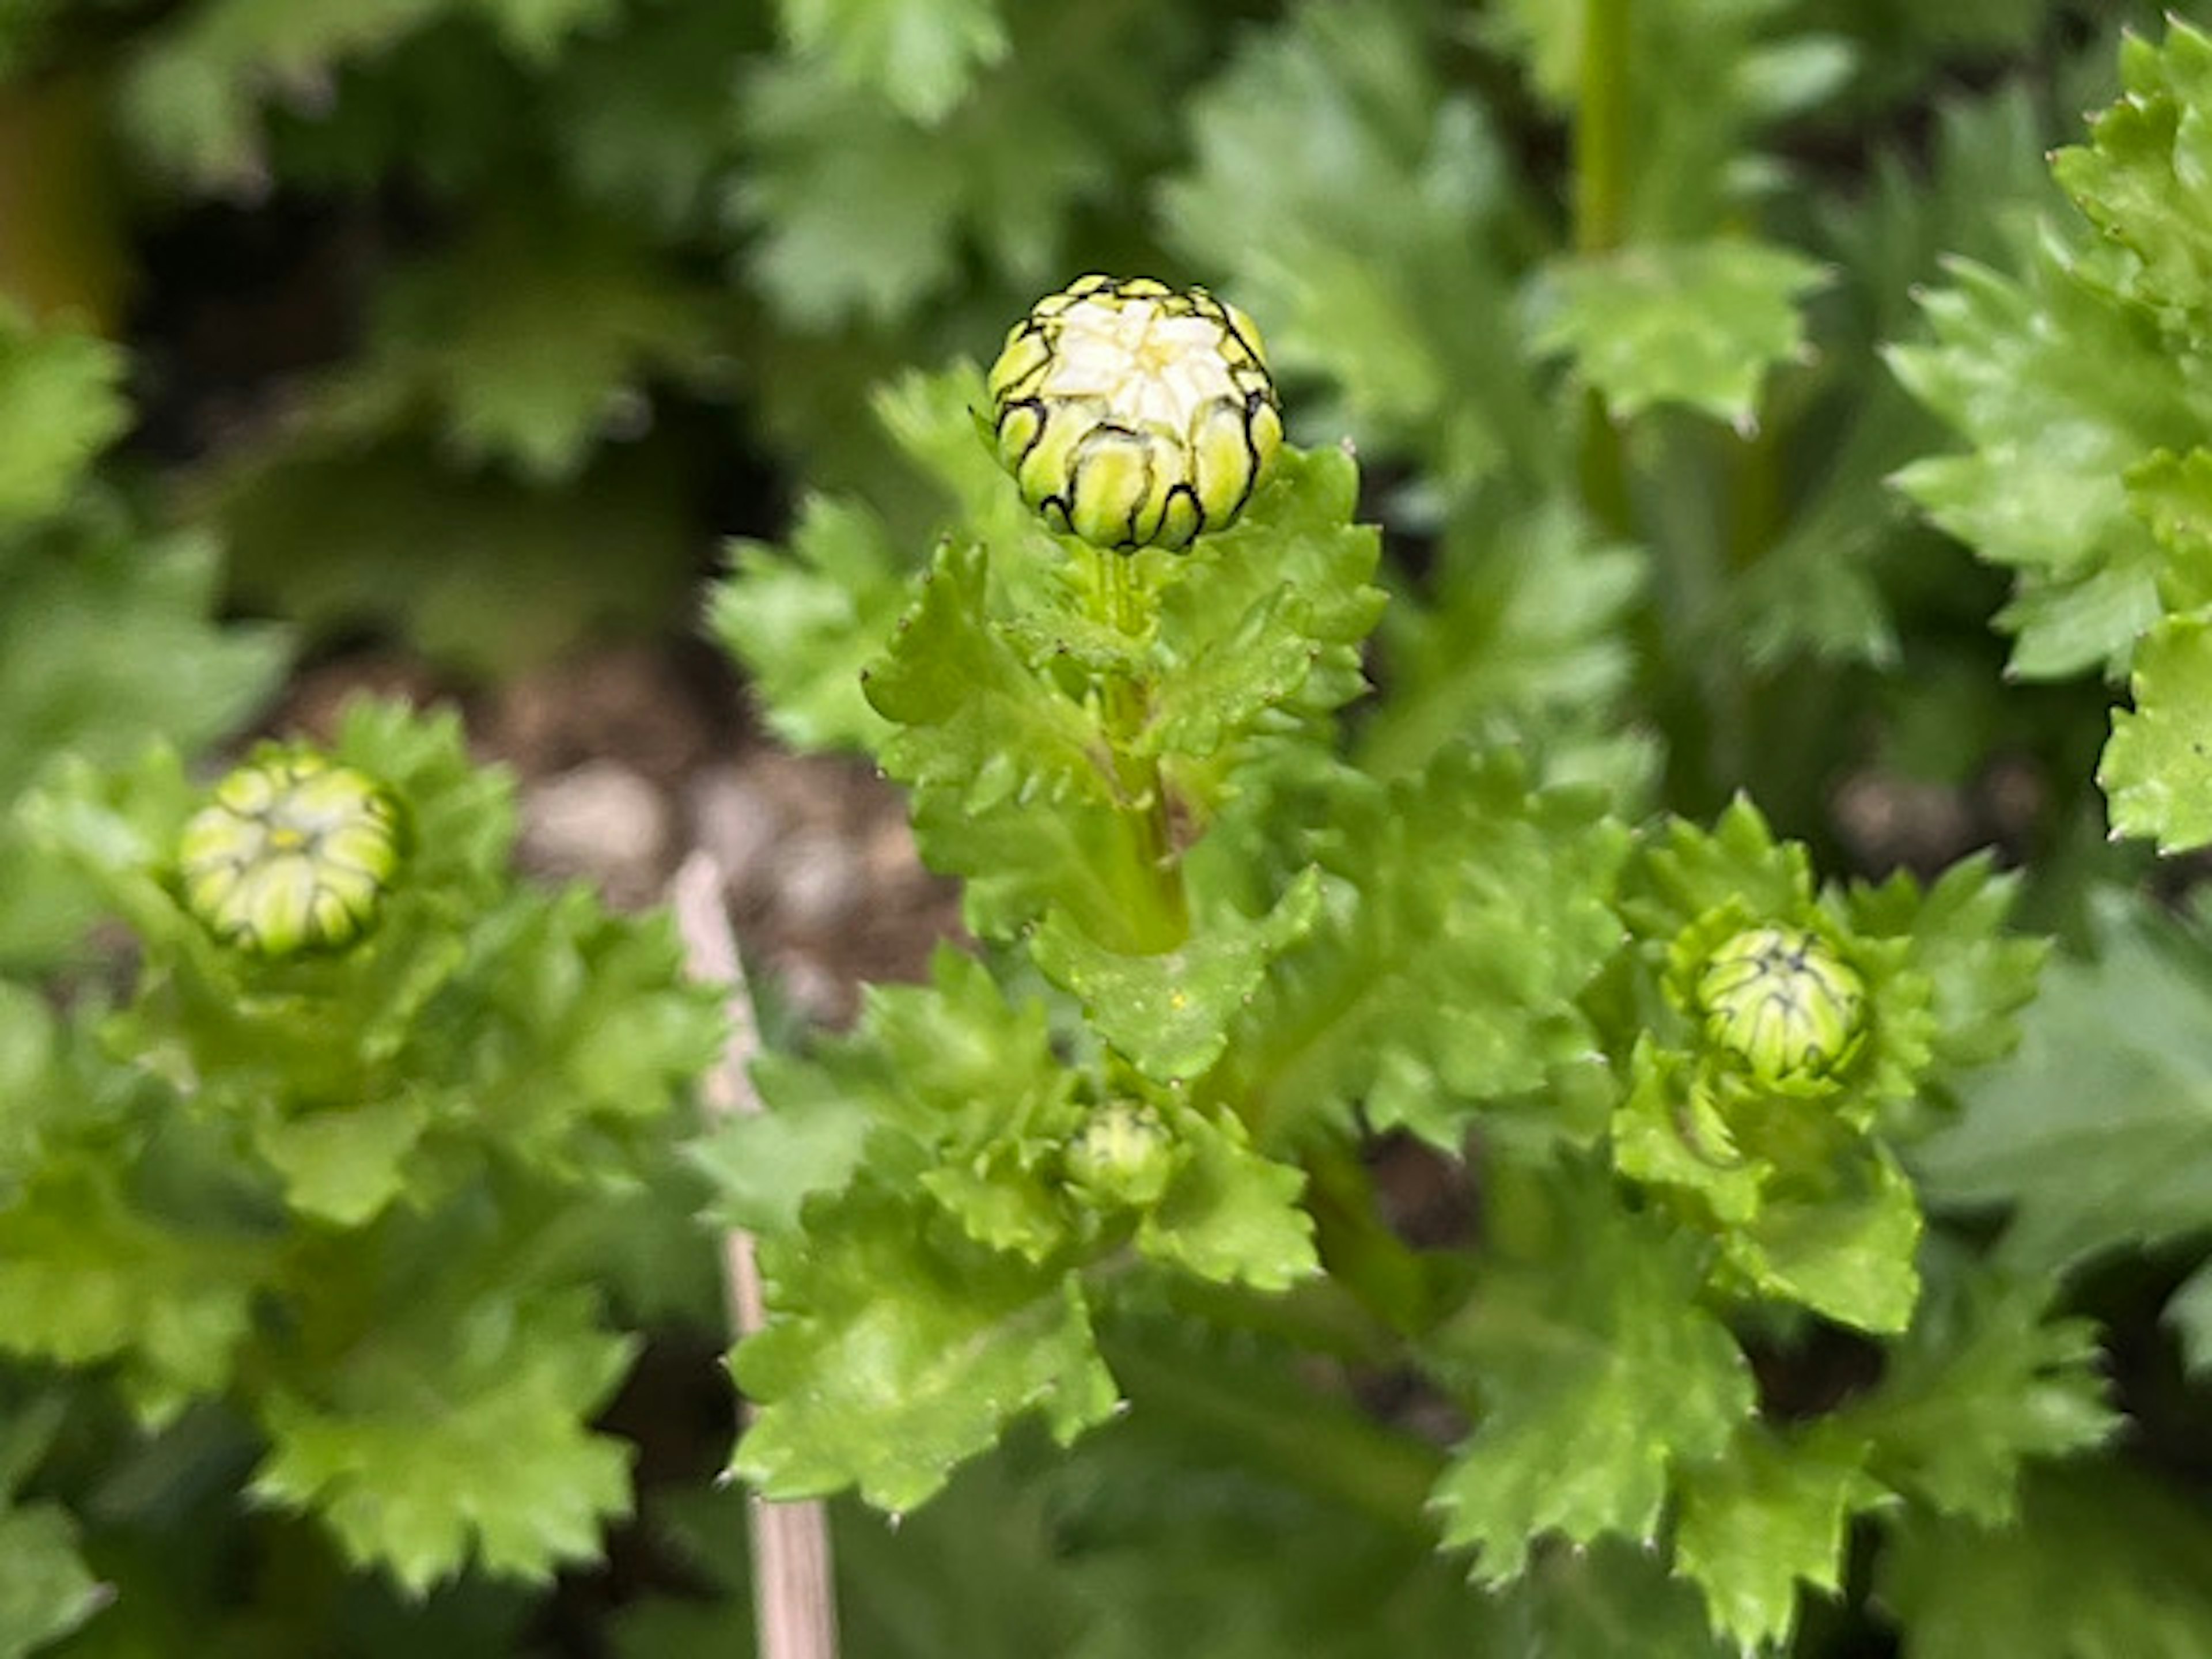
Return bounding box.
[1531,240,1830,430]
[1896,16,2212,850]
[1429,1160,1755,1582]
[1226,749,1631,1150]
[1672,1425,1883,1652]
[2101,609,2212,850]
[1915,889,2212,1275]
[12,699,722,1597]
[1600,800,2039,1334]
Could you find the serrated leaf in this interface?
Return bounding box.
[1889,246,2192,679]
[734,1177,1119,1511]
[1914,889,2212,1274]
[711,494,907,752]
[1724,1143,1924,1334]
[1031,869,1321,1086]
[2050,18,2212,321]
[1673,1425,1883,1653]
[253,1293,637,1593]
[1236,749,1630,1150]
[0,1502,105,1659]
[1877,1462,2212,1659]
[1530,240,1829,429]
[0,310,126,522]
[865,536,1108,814]
[2101,607,2212,851]
[779,0,1006,125]
[1836,1267,2113,1525]
[1135,1108,1315,1291]
[1429,1161,1754,1582]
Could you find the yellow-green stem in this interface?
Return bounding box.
[1574,0,1637,540]
[1091,548,1190,950]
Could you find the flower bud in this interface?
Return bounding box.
[986,275,1282,551]
[179,754,403,958]
[1695,925,1866,1083]
[1064,1102,1176,1209]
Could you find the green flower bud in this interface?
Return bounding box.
[1064,1102,1176,1209]
[178,754,404,958]
[986,274,1283,552]
[1695,925,1866,1084]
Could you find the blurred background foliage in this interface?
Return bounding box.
[2,0,2205,1653]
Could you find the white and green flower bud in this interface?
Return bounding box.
[1064,1101,1176,1209]
[178,754,404,958]
[1695,925,1866,1084]
[986,274,1283,552]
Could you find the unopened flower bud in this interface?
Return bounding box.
[1696,925,1865,1083]
[986,275,1282,551]
[179,754,403,958]
[1065,1102,1176,1209]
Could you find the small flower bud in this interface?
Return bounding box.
[1696,925,1866,1083]
[179,754,404,958]
[986,275,1283,551]
[1064,1102,1176,1209]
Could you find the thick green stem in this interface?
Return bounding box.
[1089,547,1190,951]
[1303,1138,1441,1339]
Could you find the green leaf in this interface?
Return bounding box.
[1722,1143,1923,1334]
[253,1097,430,1228]
[1493,1538,1725,1658]
[711,495,907,752]
[1890,247,2193,679]
[0,1501,105,1659]
[864,536,1108,814]
[1234,748,1631,1150]
[779,0,1007,125]
[1836,1266,2113,1526]
[1672,1425,1884,1653]
[1136,1108,1316,1292]
[325,208,725,484]
[1913,889,2212,1274]
[1530,240,1830,429]
[0,1163,265,1417]
[253,1293,637,1593]
[1160,0,1549,488]
[1031,869,1321,1086]
[0,310,126,523]
[734,1177,1119,1511]
[2050,18,2212,322]
[2101,607,2212,851]
[1429,1160,1754,1582]
[1877,1462,2212,1659]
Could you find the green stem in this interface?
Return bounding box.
[1573,0,1637,539]
[1303,1138,1441,1339]
[1089,547,1190,951]
[1100,1325,1445,1540]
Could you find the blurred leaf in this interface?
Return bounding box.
[0,1501,104,1659]
[1529,239,1829,429]
[1913,889,2212,1274]
[779,0,1007,126]
[2162,1253,2212,1380]
[0,309,124,522]
[1877,1461,2212,1659]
